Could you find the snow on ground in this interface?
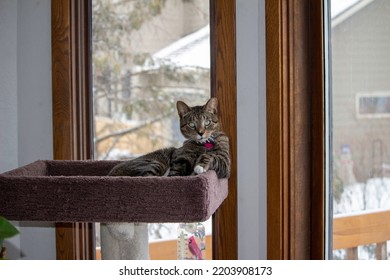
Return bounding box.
[333,177,390,259]
[334,177,390,215]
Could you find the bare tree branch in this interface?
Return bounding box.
[94,112,174,144]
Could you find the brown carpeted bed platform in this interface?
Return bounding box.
[0,160,228,223]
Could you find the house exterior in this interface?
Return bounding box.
[332,0,390,183]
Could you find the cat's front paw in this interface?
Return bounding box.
[194,165,207,174]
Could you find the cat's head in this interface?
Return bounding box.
[176,98,220,143]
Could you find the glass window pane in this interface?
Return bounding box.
[92,0,211,259]
[330,0,390,260]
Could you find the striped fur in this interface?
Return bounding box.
[108,147,175,176]
[108,98,230,179]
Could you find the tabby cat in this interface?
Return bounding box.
[108,97,230,179]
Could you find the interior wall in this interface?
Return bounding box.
[0,0,21,259]
[0,0,18,173]
[237,0,267,259]
[0,0,55,260]
[17,0,53,167]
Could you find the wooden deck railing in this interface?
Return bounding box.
[333,210,390,259]
[96,235,212,260]
[96,211,390,260]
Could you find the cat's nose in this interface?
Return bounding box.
[198,131,204,136]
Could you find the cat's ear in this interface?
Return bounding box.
[204,97,218,114]
[177,101,191,118]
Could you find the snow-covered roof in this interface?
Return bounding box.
[154,25,210,69]
[332,0,374,26]
[152,1,377,69]
[332,0,360,17]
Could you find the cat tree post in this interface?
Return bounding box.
[100,222,148,260]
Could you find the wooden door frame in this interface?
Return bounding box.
[52,0,94,259]
[51,0,237,260]
[210,0,237,260]
[266,0,325,259]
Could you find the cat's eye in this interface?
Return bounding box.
[188,122,196,129]
[205,120,211,127]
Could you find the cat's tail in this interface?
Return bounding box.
[108,147,176,177]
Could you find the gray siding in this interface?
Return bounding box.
[332,0,390,181]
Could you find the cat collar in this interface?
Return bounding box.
[203,142,214,150]
[201,138,215,150]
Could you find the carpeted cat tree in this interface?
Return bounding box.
[0,160,228,259]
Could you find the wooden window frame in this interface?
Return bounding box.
[52,0,326,261]
[52,0,94,260]
[266,0,325,259]
[51,0,237,260]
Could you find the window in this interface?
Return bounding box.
[330,0,390,260]
[92,0,211,259]
[265,0,390,260]
[356,92,390,119]
[52,0,236,260]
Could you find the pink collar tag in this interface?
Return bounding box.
[203,142,214,150]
